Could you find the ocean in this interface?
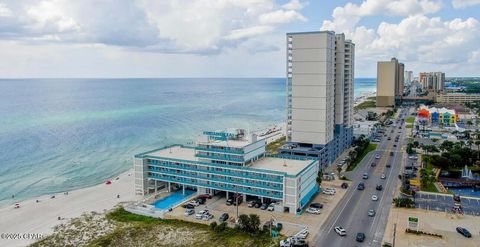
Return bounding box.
[0,78,376,204]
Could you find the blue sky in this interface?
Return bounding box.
[0,0,479,78]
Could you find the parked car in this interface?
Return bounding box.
[334,226,346,236]
[376,184,383,191]
[309,203,323,209]
[195,210,208,219]
[202,213,214,221]
[247,200,258,208]
[254,202,262,208]
[306,207,321,214]
[295,228,309,239]
[182,203,195,209]
[371,195,378,201]
[456,227,472,238]
[260,203,268,210]
[280,237,307,247]
[184,209,195,216]
[341,182,348,189]
[368,209,376,217]
[267,203,275,211]
[219,213,229,222]
[195,198,206,205]
[356,232,365,242]
[197,194,212,199]
[189,200,200,207]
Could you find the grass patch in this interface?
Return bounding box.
[99,208,275,247]
[406,124,413,128]
[266,136,286,155]
[421,182,439,193]
[347,143,378,171]
[367,96,376,101]
[406,116,415,124]
[354,100,376,111]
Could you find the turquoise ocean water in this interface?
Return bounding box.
[0,78,376,205]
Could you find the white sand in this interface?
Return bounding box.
[0,169,141,247]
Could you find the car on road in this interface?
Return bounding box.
[387,137,391,140]
[357,182,365,190]
[393,144,397,147]
[260,203,268,210]
[371,195,378,201]
[386,163,391,168]
[219,213,229,222]
[376,184,383,191]
[408,156,418,160]
[371,162,376,167]
[381,174,386,179]
[390,152,394,156]
[341,182,348,189]
[356,232,365,242]
[362,173,369,179]
[334,226,346,236]
[306,207,321,214]
[184,209,195,216]
[375,155,381,159]
[368,209,376,217]
[310,203,324,209]
[456,227,472,238]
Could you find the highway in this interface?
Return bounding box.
[313,107,410,247]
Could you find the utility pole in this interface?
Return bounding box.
[393,223,397,247]
[235,186,239,220]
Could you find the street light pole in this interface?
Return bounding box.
[393,223,397,247]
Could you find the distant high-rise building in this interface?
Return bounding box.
[376,58,403,107]
[281,31,354,168]
[404,71,413,84]
[418,72,445,92]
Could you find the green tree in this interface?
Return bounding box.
[316,170,323,186]
[336,166,342,177]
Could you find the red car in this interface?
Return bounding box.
[197,194,212,199]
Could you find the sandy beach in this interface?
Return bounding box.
[0,169,140,247]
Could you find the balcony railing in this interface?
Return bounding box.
[195,153,244,163]
[147,161,283,183]
[148,168,282,191]
[195,146,243,154]
[148,173,283,199]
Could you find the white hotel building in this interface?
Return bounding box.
[280,31,354,168]
[134,129,319,214]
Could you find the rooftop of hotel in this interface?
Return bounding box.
[138,145,314,176]
[197,138,253,148]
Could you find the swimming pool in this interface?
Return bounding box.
[429,132,447,139]
[447,187,480,198]
[153,190,196,210]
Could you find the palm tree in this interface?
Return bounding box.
[475,140,480,159]
[468,140,474,149]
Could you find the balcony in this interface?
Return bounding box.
[148,172,283,199]
[195,153,244,163]
[147,161,283,183]
[195,146,243,154]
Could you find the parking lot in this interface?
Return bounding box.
[383,207,480,247]
[165,179,351,242]
[414,192,480,216]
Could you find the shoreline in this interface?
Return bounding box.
[0,169,141,247]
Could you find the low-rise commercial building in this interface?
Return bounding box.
[353,121,379,140]
[435,93,480,104]
[418,105,457,126]
[134,129,319,214]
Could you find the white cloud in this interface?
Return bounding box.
[322,0,443,32]
[322,0,480,76]
[0,0,307,54]
[452,0,480,9]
